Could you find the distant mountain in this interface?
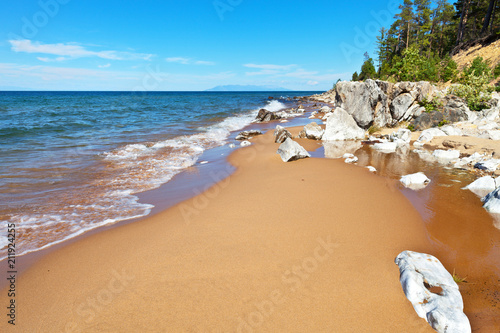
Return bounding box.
[205,85,293,92]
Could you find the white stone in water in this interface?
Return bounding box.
[464,176,497,197]
[400,172,431,190]
[432,149,460,163]
[240,140,252,147]
[366,166,377,173]
[320,105,332,113]
[228,144,236,149]
[277,138,310,162]
[395,251,471,333]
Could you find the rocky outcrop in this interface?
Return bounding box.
[395,251,471,333]
[298,122,324,140]
[332,80,438,128]
[322,108,366,141]
[274,125,292,143]
[235,130,263,140]
[277,138,310,162]
[411,95,469,130]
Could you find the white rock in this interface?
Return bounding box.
[390,129,412,143]
[342,153,354,159]
[322,108,366,141]
[487,130,500,141]
[372,141,398,153]
[277,138,311,162]
[274,125,292,144]
[475,158,500,172]
[413,149,436,163]
[432,149,460,163]
[320,106,332,113]
[395,251,471,333]
[478,122,498,131]
[440,125,463,136]
[240,140,252,147]
[345,156,358,164]
[366,166,377,173]
[400,172,431,190]
[417,128,447,143]
[483,187,500,214]
[464,176,497,197]
[228,144,236,149]
[299,122,324,140]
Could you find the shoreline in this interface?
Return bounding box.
[1,97,499,331]
[1,128,438,332]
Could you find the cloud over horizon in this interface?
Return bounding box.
[9,40,154,62]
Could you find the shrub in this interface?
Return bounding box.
[449,73,492,111]
[438,119,449,127]
[494,63,500,79]
[407,124,415,132]
[368,125,380,134]
[419,97,442,112]
[463,57,491,78]
[440,57,458,82]
[352,72,359,81]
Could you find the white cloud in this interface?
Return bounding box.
[9,40,153,61]
[37,56,67,62]
[98,63,111,68]
[244,64,297,70]
[166,57,215,65]
[307,80,319,86]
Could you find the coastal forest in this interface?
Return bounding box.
[353,0,500,86]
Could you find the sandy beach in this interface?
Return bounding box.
[1,127,443,332]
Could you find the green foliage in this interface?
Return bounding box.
[495,86,500,92]
[440,57,458,82]
[359,55,377,81]
[438,119,449,127]
[494,63,500,79]
[463,57,492,79]
[419,97,442,112]
[352,72,359,81]
[449,72,492,111]
[407,124,416,132]
[368,125,380,135]
[332,78,341,90]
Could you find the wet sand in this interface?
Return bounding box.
[1,128,438,332]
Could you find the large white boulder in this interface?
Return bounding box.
[400,172,431,190]
[464,176,498,197]
[395,251,471,333]
[277,138,311,162]
[322,108,366,141]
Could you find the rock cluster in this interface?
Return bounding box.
[235,130,262,140]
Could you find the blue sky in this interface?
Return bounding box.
[0,0,402,91]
